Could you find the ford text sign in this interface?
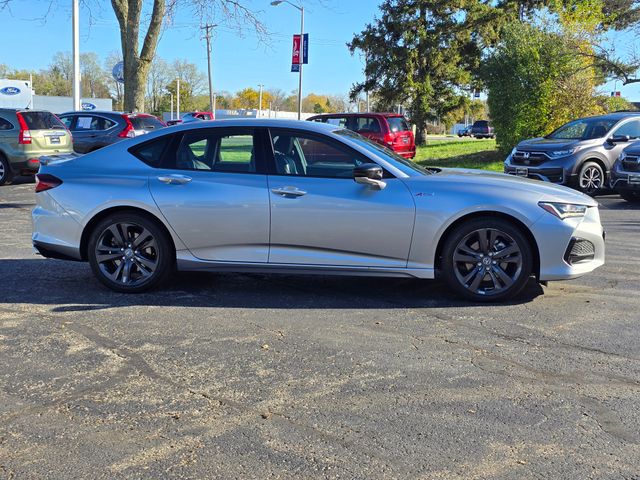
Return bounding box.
[81,102,97,111]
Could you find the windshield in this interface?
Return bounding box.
[335,129,433,176]
[546,118,617,140]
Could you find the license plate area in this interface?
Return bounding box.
[48,136,62,145]
[515,167,528,177]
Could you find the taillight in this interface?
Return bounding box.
[16,112,32,144]
[384,132,396,146]
[35,174,63,193]
[118,115,135,138]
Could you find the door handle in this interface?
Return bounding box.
[158,174,192,185]
[271,186,307,197]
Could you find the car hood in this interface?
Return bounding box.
[411,168,598,206]
[516,137,585,151]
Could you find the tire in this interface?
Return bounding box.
[577,161,604,196]
[441,218,533,302]
[619,191,640,203]
[87,212,174,293]
[0,154,14,186]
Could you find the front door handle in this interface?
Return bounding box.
[271,186,307,197]
[158,174,192,185]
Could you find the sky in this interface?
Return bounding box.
[0,0,638,100]
[0,0,379,98]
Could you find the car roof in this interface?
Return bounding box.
[59,111,155,117]
[308,112,404,118]
[579,112,640,122]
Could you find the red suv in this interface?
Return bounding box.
[307,113,416,159]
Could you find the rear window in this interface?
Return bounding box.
[386,116,410,133]
[129,116,164,130]
[20,111,65,130]
[473,120,489,128]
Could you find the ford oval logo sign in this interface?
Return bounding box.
[81,102,97,111]
[0,86,21,96]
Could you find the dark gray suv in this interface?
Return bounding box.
[58,111,166,154]
[504,112,640,195]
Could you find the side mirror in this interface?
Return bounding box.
[353,163,386,190]
[607,134,630,145]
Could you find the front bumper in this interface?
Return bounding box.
[504,154,577,186]
[533,206,605,281]
[610,164,640,192]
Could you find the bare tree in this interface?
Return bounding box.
[110,0,267,112]
[147,57,173,113]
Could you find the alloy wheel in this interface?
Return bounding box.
[452,228,523,296]
[94,222,158,286]
[579,165,603,193]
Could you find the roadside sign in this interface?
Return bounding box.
[112,62,125,84]
[611,91,621,97]
[291,34,308,72]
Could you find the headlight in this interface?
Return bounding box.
[538,201,588,219]
[510,147,517,156]
[619,152,627,162]
[548,148,576,158]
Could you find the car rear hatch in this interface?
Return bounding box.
[385,116,414,152]
[128,115,165,136]
[18,111,72,152]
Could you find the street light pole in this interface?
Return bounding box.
[258,84,264,118]
[72,0,81,111]
[271,1,304,120]
[298,6,304,120]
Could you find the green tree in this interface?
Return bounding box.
[349,0,505,144]
[483,22,603,154]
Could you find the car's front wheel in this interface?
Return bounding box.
[578,161,604,196]
[441,218,533,302]
[87,212,174,293]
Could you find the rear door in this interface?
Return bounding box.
[354,116,385,145]
[20,111,71,153]
[68,115,117,153]
[148,127,271,262]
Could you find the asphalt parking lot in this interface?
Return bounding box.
[1,179,639,479]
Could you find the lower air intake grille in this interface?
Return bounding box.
[564,238,595,265]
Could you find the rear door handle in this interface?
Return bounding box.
[158,174,192,185]
[271,186,307,197]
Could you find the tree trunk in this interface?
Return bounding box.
[112,0,164,112]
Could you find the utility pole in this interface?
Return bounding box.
[170,92,174,120]
[72,0,81,111]
[258,84,264,118]
[201,24,216,115]
[298,7,304,120]
[177,78,180,119]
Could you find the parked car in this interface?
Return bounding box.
[458,126,472,137]
[0,108,72,185]
[610,143,640,203]
[504,112,640,195]
[58,111,166,154]
[182,111,214,122]
[32,119,604,302]
[307,113,416,159]
[470,120,495,139]
[166,119,183,126]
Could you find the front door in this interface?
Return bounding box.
[148,128,270,262]
[267,129,416,267]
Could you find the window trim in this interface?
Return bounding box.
[159,127,268,175]
[265,127,395,179]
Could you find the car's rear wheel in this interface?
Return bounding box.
[0,155,13,186]
[578,161,604,196]
[441,218,533,302]
[619,191,640,203]
[87,212,174,293]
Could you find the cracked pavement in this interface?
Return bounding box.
[1,179,639,479]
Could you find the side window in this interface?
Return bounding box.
[130,136,171,168]
[271,132,368,178]
[74,116,96,131]
[59,116,74,129]
[356,117,381,133]
[0,117,14,130]
[171,130,257,173]
[614,120,640,139]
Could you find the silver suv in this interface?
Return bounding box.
[504,112,640,195]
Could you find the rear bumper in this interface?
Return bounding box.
[32,191,83,260]
[396,148,416,159]
[9,158,40,175]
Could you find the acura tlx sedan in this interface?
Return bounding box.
[32,120,605,302]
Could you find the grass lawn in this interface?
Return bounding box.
[414,139,504,172]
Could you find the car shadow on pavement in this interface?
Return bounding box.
[1,258,544,310]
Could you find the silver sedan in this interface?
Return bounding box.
[32,119,605,301]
